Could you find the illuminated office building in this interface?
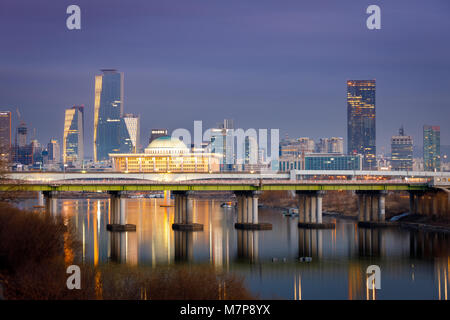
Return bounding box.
[110,136,220,173]
[279,154,362,172]
[423,125,440,172]
[93,69,124,162]
[63,105,84,165]
[12,122,33,165]
[121,114,140,153]
[329,137,344,154]
[347,80,376,170]
[47,139,61,164]
[391,127,413,171]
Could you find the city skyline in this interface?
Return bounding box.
[1,0,450,158]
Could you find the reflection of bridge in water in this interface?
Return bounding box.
[2,171,449,232]
[53,197,450,300]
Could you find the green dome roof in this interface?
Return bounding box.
[146,136,188,151]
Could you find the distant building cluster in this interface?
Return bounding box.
[0,76,446,172]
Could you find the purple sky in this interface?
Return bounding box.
[0,0,449,158]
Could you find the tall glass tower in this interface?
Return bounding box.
[120,114,140,153]
[93,69,124,162]
[423,125,440,172]
[63,105,84,165]
[391,126,413,171]
[347,80,376,170]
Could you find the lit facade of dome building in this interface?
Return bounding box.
[110,136,221,173]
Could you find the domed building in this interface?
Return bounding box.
[110,136,220,173]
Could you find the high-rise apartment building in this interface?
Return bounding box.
[48,139,61,164]
[0,111,12,159]
[93,69,124,162]
[391,127,413,171]
[63,105,84,165]
[12,122,33,165]
[329,137,344,154]
[423,125,440,172]
[347,80,376,169]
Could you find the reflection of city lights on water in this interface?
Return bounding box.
[436,258,449,300]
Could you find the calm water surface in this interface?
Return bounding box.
[24,197,450,299]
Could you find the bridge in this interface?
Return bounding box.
[1,170,449,232]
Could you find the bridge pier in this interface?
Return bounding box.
[356,190,388,227]
[409,190,449,217]
[106,191,136,232]
[172,191,203,231]
[297,191,334,229]
[43,191,58,215]
[234,191,272,230]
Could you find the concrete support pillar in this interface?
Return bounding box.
[186,192,194,224]
[38,191,44,207]
[432,194,438,216]
[358,194,365,221]
[409,193,416,214]
[297,191,334,229]
[316,192,323,224]
[252,194,259,224]
[378,191,386,222]
[357,191,389,227]
[371,194,379,222]
[414,193,420,214]
[245,194,253,223]
[364,194,371,222]
[235,191,271,230]
[107,191,136,232]
[172,191,203,231]
[298,194,306,223]
[310,195,316,223]
[304,195,311,223]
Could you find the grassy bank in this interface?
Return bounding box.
[0,202,253,300]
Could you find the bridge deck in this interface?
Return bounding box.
[0,179,429,192]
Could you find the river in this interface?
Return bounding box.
[23,197,450,299]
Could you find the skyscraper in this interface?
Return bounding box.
[63,105,84,165]
[0,111,12,157]
[47,139,61,164]
[121,114,140,153]
[391,126,413,171]
[12,122,33,165]
[347,80,376,170]
[93,69,124,162]
[423,125,440,172]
